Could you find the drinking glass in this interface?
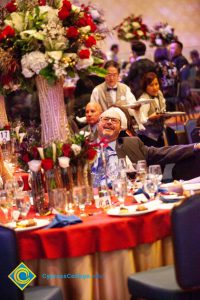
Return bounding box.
[5,179,19,205]
[0,190,13,223]
[136,160,147,185]
[51,188,67,214]
[143,176,157,200]
[106,161,119,182]
[148,165,162,185]
[72,186,87,216]
[15,191,31,218]
[112,178,127,207]
[14,176,24,192]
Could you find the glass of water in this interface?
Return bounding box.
[15,191,31,218]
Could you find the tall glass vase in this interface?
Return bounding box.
[29,170,48,215]
[0,95,8,128]
[44,167,63,208]
[36,75,71,146]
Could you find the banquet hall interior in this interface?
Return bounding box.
[0,0,200,299]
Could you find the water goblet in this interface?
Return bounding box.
[112,178,127,208]
[72,186,87,216]
[15,191,31,218]
[148,165,162,185]
[14,176,24,192]
[143,176,157,200]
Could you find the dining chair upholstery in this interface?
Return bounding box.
[128,194,200,300]
[0,225,63,300]
[185,119,197,144]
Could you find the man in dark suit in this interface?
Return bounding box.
[93,107,200,183]
[81,102,102,141]
[124,41,156,99]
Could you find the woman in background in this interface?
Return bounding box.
[138,72,166,147]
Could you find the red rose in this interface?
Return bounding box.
[42,158,54,171]
[0,74,12,85]
[87,19,97,33]
[63,0,72,10]
[5,1,17,13]
[58,7,70,20]
[3,26,15,38]
[84,36,96,48]
[38,0,46,5]
[31,146,39,159]
[78,49,90,59]
[22,153,30,163]
[0,33,4,41]
[76,17,87,27]
[86,148,97,161]
[62,143,71,157]
[66,26,79,39]
[4,124,11,131]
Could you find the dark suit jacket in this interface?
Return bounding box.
[116,136,196,169]
[124,59,156,99]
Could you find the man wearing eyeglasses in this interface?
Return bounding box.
[90,60,144,130]
[92,107,200,182]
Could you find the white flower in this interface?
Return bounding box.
[79,26,91,34]
[125,33,134,39]
[71,144,81,156]
[37,147,45,160]
[71,5,81,13]
[137,30,144,36]
[76,56,94,70]
[79,130,90,138]
[58,156,70,168]
[132,22,140,29]
[5,12,25,32]
[28,160,42,172]
[21,51,48,77]
[19,133,26,143]
[90,9,100,20]
[47,51,63,61]
[155,38,163,46]
[38,6,59,23]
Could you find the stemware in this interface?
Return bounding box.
[14,176,24,192]
[143,175,157,200]
[72,186,87,216]
[136,160,147,184]
[15,191,31,218]
[148,165,162,185]
[112,178,127,207]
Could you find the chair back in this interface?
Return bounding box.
[185,119,197,144]
[171,194,200,289]
[0,226,23,300]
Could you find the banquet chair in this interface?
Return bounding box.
[128,194,200,300]
[0,225,63,300]
[185,119,197,144]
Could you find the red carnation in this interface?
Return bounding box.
[79,49,90,59]
[38,0,46,5]
[66,26,79,39]
[58,7,70,20]
[3,26,15,38]
[62,0,72,10]
[42,158,54,171]
[86,148,97,161]
[22,153,30,163]
[85,36,96,48]
[5,1,17,13]
[62,143,71,157]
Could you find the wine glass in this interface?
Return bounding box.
[125,163,137,190]
[14,176,24,192]
[136,160,147,185]
[5,179,19,205]
[148,165,162,185]
[15,191,31,218]
[112,178,127,208]
[143,175,157,200]
[72,186,87,216]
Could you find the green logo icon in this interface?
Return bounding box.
[8,262,36,290]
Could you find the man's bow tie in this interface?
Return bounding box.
[107,87,117,92]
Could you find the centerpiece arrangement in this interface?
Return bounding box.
[0,0,106,145]
[114,15,149,42]
[149,22,178,47]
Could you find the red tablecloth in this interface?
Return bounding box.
[17,209,171,261]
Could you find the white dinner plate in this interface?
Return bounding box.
[160,195,185,203]
[107,205,157,217]
[122,99,154,108]
[7,219,50,232]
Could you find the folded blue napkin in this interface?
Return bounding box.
[134,188,150,200]
[45,214,82,229]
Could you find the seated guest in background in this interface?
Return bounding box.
[138,72,166,147]
[92,107,200,185]
[123,41,156,99]
[81,102,102,141]
[90,60,144,129]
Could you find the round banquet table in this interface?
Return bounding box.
[16,206,173,300]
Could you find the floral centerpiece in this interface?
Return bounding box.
[114,15,149,42]
[149,22,178,47]
[0,0,106,145]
